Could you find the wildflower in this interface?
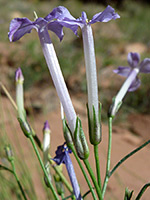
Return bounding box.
[110,52,150,117]
[59,6,120,144]
[9,6,77,134]
[53,143,82,200]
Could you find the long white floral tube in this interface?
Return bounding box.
[82,25,99,121]
[38,28,76,134]
[111,68,139,117]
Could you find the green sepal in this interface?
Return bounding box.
[18,117,32,137]
[62,119,74,148]
[74,117,89,160]
[124,188,134,200]
[87,103,102,145]
[44,163,52,188]
[54,175,65,196]
[108,96,122,118]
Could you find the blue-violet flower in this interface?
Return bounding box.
[9,6,77,134]
[53,143,82,200]
[59,5,120,121]
[110,52,150,117]
[57,6,119,144]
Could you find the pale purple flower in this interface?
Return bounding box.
[59,6,120,119]
[53,143,82,200]
[110,52,150,117]
[9,7,77,134]
[57,6,119,143]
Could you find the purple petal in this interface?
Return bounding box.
[128,77,141,92]
[113,66,131,77]
[15,67,24,82]
[43,120,50,131]
[128,52,140,68]
[47,21,64,41]
[81,11,87,24]
[45,6,76,21]
[89,5,120,25]
[139,58,150,73]
[8,18,36,42]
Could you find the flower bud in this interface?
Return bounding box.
[43,120,51,165]
[15,67,24,83]
[15,68,26,122]
[74,117,89,160]
[5,145,14,162]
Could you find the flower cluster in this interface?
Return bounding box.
[8,4,150,200]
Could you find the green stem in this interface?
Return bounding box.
[102,117,112,198]
[10,160,28,200]
[109,139,150,177]
[32,134,72,194]
[0,164,14,174]
[94,144,102,189]
[83,159,102,200]
[28,135,59,200]
[135,183,150,200]
[48,155,73,193]
[70,145,97,200]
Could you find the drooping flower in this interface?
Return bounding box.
[58,6,120,144]
[53,143,82,200]
[110,52,150,117]
[9,7,77,134]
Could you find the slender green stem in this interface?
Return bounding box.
[28,135,59,200]
[110,139,150,177]
[10,160,28,200]
[70,145,97,200]
[102,117,112,198]
[2,83,72,195]
[32,134,72,193]
[135,183,150,200]
[48,155,73,193]
[0,164,14,174]
[83,159,102,200]
[94,144,102,189]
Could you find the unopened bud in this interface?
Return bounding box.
[15,68,26,122]
[43,121,51,164]
[5,145,14,162]
[15,67,24,84]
